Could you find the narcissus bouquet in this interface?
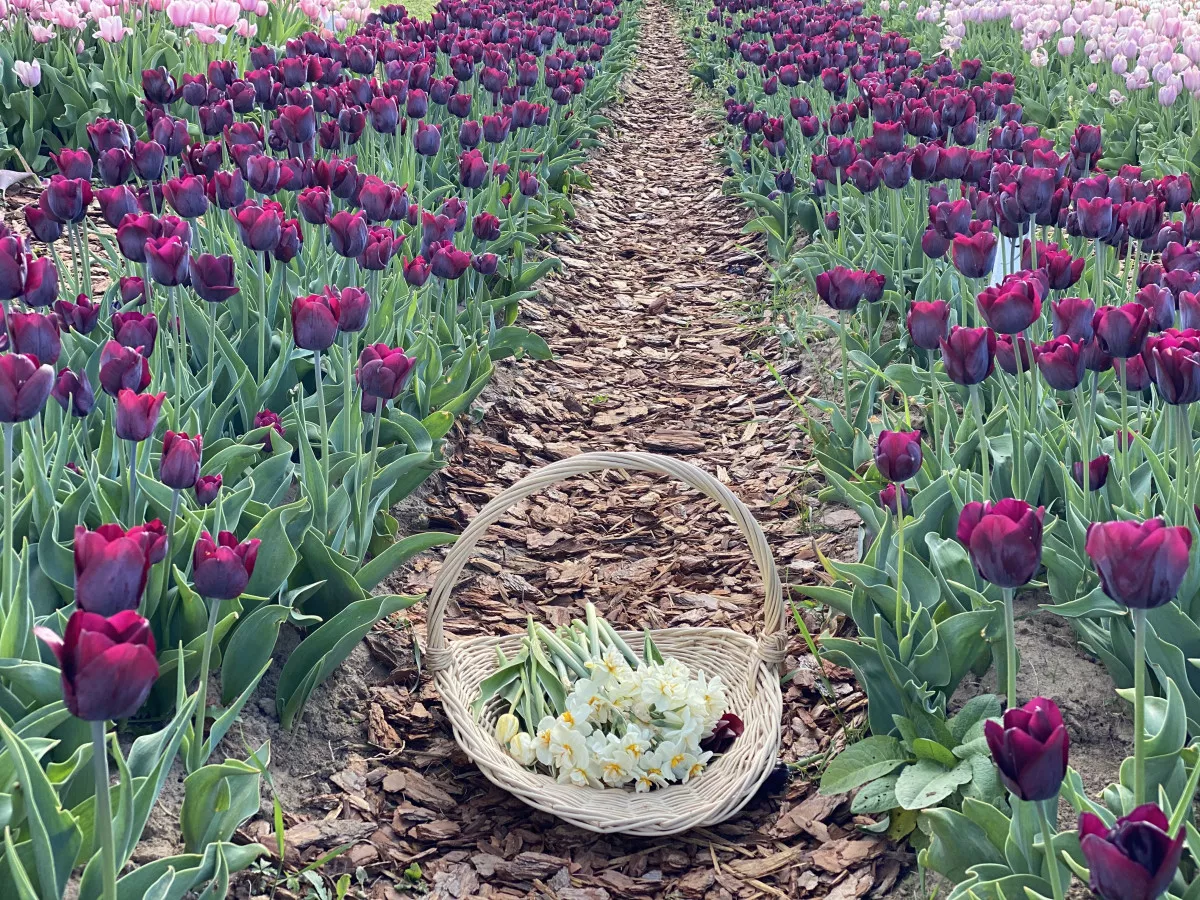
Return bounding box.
[483,604,742,791]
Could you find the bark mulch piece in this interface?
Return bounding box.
[237,1,892,896]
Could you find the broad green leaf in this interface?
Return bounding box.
[820,736,908,795]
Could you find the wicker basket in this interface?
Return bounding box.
[423,451,787,835]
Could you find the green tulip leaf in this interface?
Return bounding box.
[180,744,267,853]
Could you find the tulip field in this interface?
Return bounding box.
[8,0,1200,891]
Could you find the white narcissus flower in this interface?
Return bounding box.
[495,712,520,745]
[566,677,614,725]
[595,746,637,787]
[549,723,590,772]
[534,716,557,766]
[509,733,537,767]
[584,646,628,687]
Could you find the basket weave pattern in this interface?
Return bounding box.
[424,451,787,835]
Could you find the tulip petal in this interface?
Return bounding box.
[74,644,159,721]
[1082,833,1155,900]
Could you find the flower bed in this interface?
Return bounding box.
[0,0,637,894]
[682,0,1200,896]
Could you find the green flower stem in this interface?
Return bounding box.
[894,488,906,635]
[91,720,117,900]
[1133,606,1147,806]
[970,384,990,502]
[1178,404,1192,527]
[356,397,384,567]
[313,349,331,536]
[342,331,356,455]
[927,353,939,458]
[126,441,139,527]
[1002,587,1017,709]
[146,490,181,623]
[838,310,850,421]
[2,423,13,615]
[189,596,222,772]
[1118,359,1130,489]
[168,286,184,431]
[1012,333,1027,496]
[1034,799,1065,900]
[1075,385,1090,525]
[206,300,218,421]
[255,252,268,384]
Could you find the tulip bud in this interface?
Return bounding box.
[8,311,61,366]
[984,697,1068,801]
[72,524,153,616]
[940,326,997,386]
[189,254,239,303]
[874,431,921,483]
[195,474,222,507]
[291,292,340,351]
[956,498,1044,588]
[357,343,416,402]
[51,368,95,417]
[112,311,159,356]
[1085,518,1191,609]
[1072,455,1110,491]
[115,389,166,442]
[495,712,520,745]
[0,353,53,423]
[160,430,201,490]
[56,293,101,334]
[1080,804,1183,900]
[35,610,159,721]
[878,483,911,517]
[906,301,950,351]
[192,531,260,599]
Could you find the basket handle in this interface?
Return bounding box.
[424,451,787,673]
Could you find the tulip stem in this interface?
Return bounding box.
[2,424,13,614]
[91,721,117,900]
[255,252,267,385]
[1118,359,1130,491]
[342,331,355,455]
[206,300,217,422]
[838,311,849,421]
[168,287,183,432]
[894,490,906,635]
[1002,587,1017,709]
[1133,606,1147,806]
[147,490,181,623]
[1178,404,1192,527]
[357,397,384,567]
[313,350,331,536]
[1034,800,1065,900]
[127,441,138,527]
[189,597,221,772]
[970,385,990,502]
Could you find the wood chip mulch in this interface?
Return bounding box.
[239,1,901,897]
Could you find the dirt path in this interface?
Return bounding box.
[243,2,902,897]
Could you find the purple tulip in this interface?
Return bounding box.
[8,311,61,366]
[192,531,260,599]
[875,431,922,483]
[1080,805,1183,900]
[1035,335,1086,391]
[1073,455,1111,491]
[115,389,166,442]
[52,368,94,417]
[984,696,1068,801]
[940,326,996,386]
[357,343,416,402]
[159,430,201,490]
[0,353,53,422]
[1085,518,1192,609]
[291,292,340,351]
[957,498,1044,587]
[71,524,152,616]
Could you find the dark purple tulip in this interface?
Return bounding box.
[1073,455,1111,491]
[1086,518,1192,609]
[1052,297,1096,342]
[231,201,283,253]
[52,368,95,417]
[24,203,63,243]
[119,277,145,307]
[700,712,745,754]
[428,241,471,280]
[195,474,221,507]
[957,498,1044,588]
[414,121,442,156]
[98,341,151,396]
[291,292,340,351]
[1035,336,1086,391]
[0,236,26,301]
[164,175,208,219]
[815,266,884,312]
[473,212,501,242]
[96,186,140,229]
[940,326,996,386]
[159,430,201,490]
[327,210,369,258]
[1152,336,1200,405]
[205,170,246,210]
[132,140,166,181]
[1076,196,1115,239]
[35,609,159,720]
[44,176,92,224]
[356,342,416,401]
[337,287,370,333]
[21,257,57,309]
[244,155,281,195]
[951,230,998,279]
[113,310,160,355]
[115,389,166,442]
[0,353,53,422]
[996,334,1036,376]
[459,119,482,149]
[192,531,259,600]
[189,254,239,304]
[874,430,922,483]
[1135,284,1176,332]
[297,187,332,225]
[142,67,177,104]
[274,219,302,264]
[144,236,189,287]
[403,256,431,287]
[9,311,61,365]
[1080,805,1184,900]
[878,483,911,516]
[906,301,950,351]
[984,697,1068,801]
[977,277,1042,334]
[1095,303,1152,358]
[459,149,488,189]
[97,148,133,186]
[55,294,100,334]
[51,148,93,180]
[473,253,498,276]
